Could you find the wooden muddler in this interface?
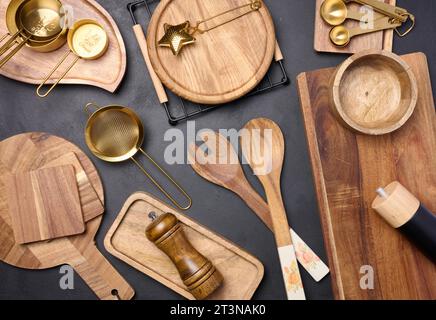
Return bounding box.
[372,181,436,261]
[146,213,223,299]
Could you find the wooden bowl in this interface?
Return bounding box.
[329,50,418,135]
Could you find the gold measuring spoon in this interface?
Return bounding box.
[330,16,402,46]
[321,0,368,26]
[344,0,409,22]
[37,19,109,97]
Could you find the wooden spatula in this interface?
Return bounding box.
[240,118,306,300]
[5,165,85,244]
[188,131,329,282]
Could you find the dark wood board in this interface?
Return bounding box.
[297,52,436,300]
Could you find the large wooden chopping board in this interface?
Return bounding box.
[0,0,126,93]
[297,52,436,299]
[147,0,276,104]
[314,0,396,54]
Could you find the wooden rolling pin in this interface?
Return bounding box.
[146,213,223,299]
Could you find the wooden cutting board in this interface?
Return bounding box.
[5,165,84,244]
[314,0,396,54]
[0,0,126,93]
[297,52,436,299]
[104,192,264,300]
[0,133,134,300]
[147,0,276,104]
[41,152,104,222]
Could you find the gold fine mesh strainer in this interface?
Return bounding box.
[84,103,192,210]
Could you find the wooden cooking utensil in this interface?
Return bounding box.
[240,118,306,300]
[5,165,85,244]
[41,152,104,222]
[297,52,435,299]
[188,131,329,282]
[0,133,134,300]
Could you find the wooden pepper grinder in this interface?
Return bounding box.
[372,181,436,261]
[146,213,223,299]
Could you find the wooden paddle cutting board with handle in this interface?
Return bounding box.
[0,133,134,300]
[0,0,126,93]
[297,52,436,299]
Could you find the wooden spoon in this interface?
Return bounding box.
[240,118,305,300]
[188,131,329,282]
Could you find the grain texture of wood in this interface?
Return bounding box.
[41,152,104,222]
[0,0,126,93]
[329,50,418,135]
[104,192,264,300]
[314,0,396,54]
[0,133,134,300]
[188,130,330,282]
[147,0,276,104]
[240,119,306,300]
[5,165,84,244]
[297,52,436,300]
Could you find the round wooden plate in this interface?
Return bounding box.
[0,133,134,300]
[147,0,276,104]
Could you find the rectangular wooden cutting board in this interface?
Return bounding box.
[297,52,436,300]
[314,0,396,54]
[104,192,264,300]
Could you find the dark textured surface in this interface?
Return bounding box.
[0,0,434,300]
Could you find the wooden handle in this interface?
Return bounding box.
[274,41,284,62]
[133,24,168,104]
[236,183,329,282]
[67,243,134,300]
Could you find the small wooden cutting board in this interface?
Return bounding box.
[5,165,85,244]
[41,152,104,222]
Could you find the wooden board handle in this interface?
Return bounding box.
[274,41,284,62]
[68,244,134,300]
[133,24,168,104]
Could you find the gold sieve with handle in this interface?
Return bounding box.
[36,19,109,97]
[83,103,192,210]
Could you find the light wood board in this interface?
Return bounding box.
[0,133,134,300]
[297,52,436,299]
[314,0,396,54]
[147,0,276,104]
[5,165,84,244]
[41,152,104,222]
[0,0,126,93]
[104,192,264,300]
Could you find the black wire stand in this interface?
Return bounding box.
[128,0,289,125]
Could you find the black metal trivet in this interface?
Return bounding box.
[128,0,289,125]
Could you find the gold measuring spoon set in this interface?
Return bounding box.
[0,0,109,97]
[320,0,415,47]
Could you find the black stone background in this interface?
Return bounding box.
[0,0,434,300]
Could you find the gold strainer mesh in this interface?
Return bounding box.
[88,109,140,158]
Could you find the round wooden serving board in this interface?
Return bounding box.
[147,0,276,104]
[0,133,134,300]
